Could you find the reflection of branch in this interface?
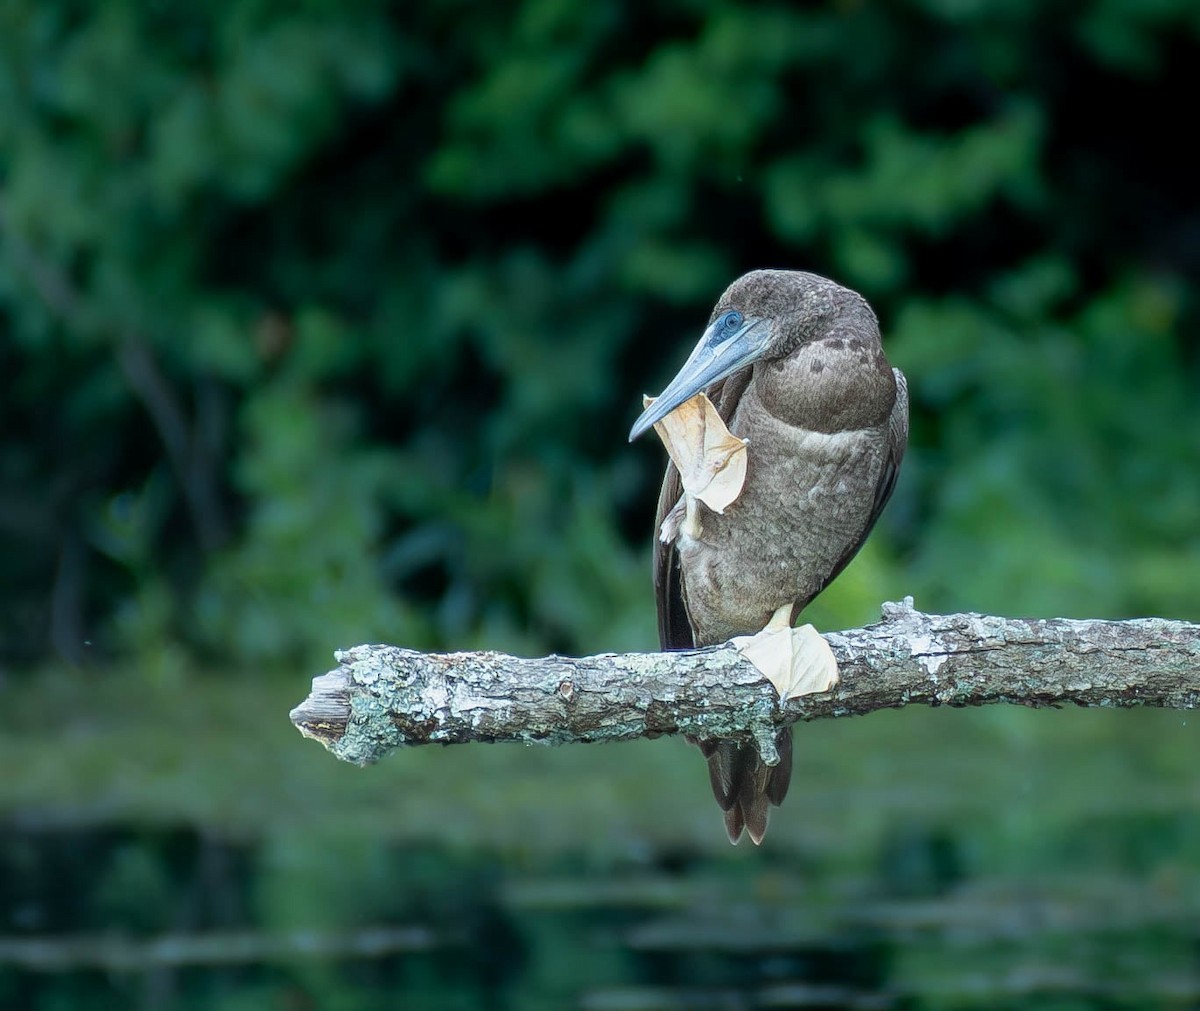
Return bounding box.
[0,926,441,972]
[0,193,227,551]
[290,599,1200,765]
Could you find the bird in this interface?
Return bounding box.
[629,269,908,844]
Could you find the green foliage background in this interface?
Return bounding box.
[4,0,1197,675]
[2,2,1200,1007]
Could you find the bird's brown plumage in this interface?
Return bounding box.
[648,270,908,844]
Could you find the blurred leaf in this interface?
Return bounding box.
[0,0,1197,670]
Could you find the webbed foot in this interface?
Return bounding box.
[732,604,839,700]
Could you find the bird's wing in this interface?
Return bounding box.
[807,366,910,603]
[653,368,754,651]
[653,459,691,649]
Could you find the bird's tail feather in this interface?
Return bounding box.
[697,729,793,845]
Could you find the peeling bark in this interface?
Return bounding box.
[289,599,1200,766]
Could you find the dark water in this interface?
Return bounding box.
[4,695,1200,1009]
[4,822,1199,1009]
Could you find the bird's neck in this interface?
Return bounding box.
[751,334,896,434]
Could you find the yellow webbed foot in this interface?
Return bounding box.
[644,392,748,538]
[732,605,839,701]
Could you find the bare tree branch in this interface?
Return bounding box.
[289,599,1200,766]
[115,335,228,551]
[0,193,229,552]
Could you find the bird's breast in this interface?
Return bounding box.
[673,383,890,644]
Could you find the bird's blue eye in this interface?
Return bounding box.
[721,310,743,332]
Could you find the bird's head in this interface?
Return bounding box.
[629,270,856,441]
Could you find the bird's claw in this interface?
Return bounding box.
[733,618,839,701]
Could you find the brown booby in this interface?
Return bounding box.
[630,269,908,844]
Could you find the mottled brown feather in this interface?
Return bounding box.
[807,370,909,599]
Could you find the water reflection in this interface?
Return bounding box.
[3,820,1199,1009]
[4,694,1200,1008]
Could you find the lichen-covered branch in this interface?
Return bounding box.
[289,599,1200,766]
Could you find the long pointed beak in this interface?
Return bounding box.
[629,315,772,441]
